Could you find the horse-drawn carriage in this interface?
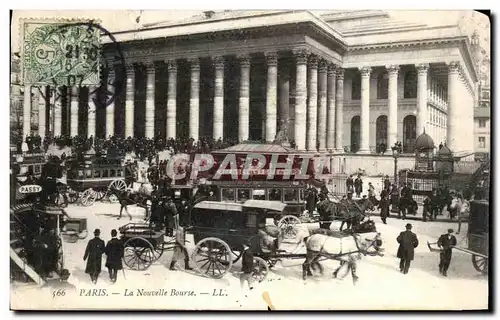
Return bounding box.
[66,153,129,206]
[428,199,489,275]
[10,202,69,284]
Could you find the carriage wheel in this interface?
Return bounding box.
[123,237,155,271]
[67,188,79,204]
[109,179,127,192]
[252,257,269,283]
[95,189,106,201]
[278,215,302,239]
[472,255,488,275]
[154,246,165,260]
[192,237,233,279]
[80,189,97,207]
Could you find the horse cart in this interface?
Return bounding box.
[10,202,69,284]
[427,199,489,275]
[188,200,383,282]
[66,153,129,206]
[118,223,177,271]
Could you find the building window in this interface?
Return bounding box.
[351,73,361,100]
[376,115,388,152]
[478,119,487,128]
[350,116,360,153]
[404,70,417,99]
[377,73,388,99]
[403,115,417,153]
[479,137,486,148]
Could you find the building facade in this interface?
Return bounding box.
[19,10,479,155]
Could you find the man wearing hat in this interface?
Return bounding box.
[105,229,124,283]
[240,241,255,291]
[83,229,105,284]
[437,228,457,276]
[396,223,419,274]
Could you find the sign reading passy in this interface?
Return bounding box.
[18,184,42,194]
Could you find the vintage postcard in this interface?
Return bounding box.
[9,9,490,310]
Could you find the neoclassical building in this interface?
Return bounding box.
[21,10,478,156]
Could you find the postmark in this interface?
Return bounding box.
[20,18,101,87]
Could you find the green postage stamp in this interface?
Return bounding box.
[20,19,101,87]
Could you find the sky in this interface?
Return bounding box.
[11,10,490,54]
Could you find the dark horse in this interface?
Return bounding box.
[108,185,153,220]
[316,197,375,231]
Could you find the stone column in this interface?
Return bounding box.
[22,86,31,138]
[70,86,79,137]
[213,56,225,140]
[326,64,336,151]
[317,59,328,152]
[145,63,156,139]
[265,52,278,142]
[166,59,177,139]
[106,70,115,137]
[359,66,371,153]
[189,58,200,141]
[38,86,46,138]
[54,87,62,136]
[334,68,344,153]
[278,63,290,128]
[293,49,308,151]
[387,65,399,152]
[87,86,97,138]
[125,63,135,138]
[238,55,250,142]
[447,61,460,152]
[307,55,318,151]
[416,64,429,136]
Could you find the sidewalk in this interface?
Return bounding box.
[368,208,460,223]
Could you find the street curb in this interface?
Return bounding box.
[370,212,459,223]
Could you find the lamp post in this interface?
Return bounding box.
[391,143,402,187]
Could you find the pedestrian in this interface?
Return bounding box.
[437,228,457,276]
[104,229,124,283]
[396,223,419,274]
[354,175,363,198]
[379,188,390,224]
[346,175,354,194]
[383,175,391,191]
[164,197,178,237]
[83,229,105,284]
[457,196,470,234]
[240,241,254,292]
[169,226,192,271]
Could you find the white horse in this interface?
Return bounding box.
[302,229,383,284]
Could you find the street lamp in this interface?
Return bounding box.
[391,142,402,187]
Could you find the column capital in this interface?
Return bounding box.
[336,68,345,80]
[265,52,278,66]
[293,49,310,65]
[416,63,429,75]
[144,62,156,73]
[237,54,251,68]
[358,66,371,77]
[386,65,400,75]
[318,59,328,73]
[165,59,177,72]
[125,63,135,75]
[188,57,200,71]
[213,56,225,70]
[309,55,319,69]
[327,63,337,76]
[447,61,460,73]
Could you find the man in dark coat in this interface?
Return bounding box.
[346,175,354,194]
[84,229,105,284]
[399,183,413,219]
[396,223,419,274]
[379,189,390,224]
[164,197,178,237]
[383,176,391,191]
[105,229,124,283]
[305,186,318,216]
[354,175,363,198]
[437,228,457,276]
[240,241,254,291]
